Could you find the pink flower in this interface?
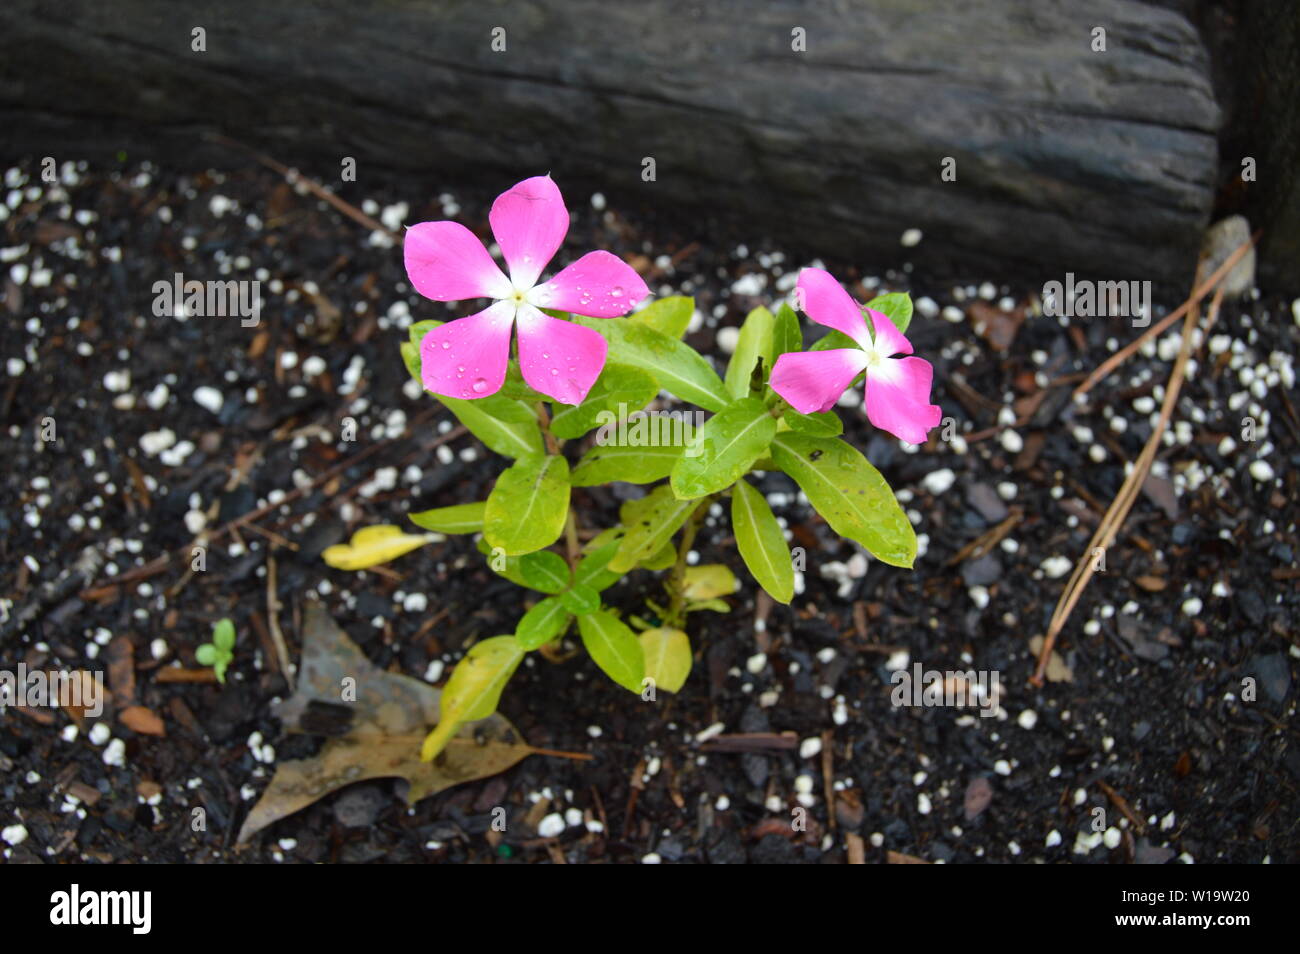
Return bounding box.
[770,268,942,445]
[404,175,649,405]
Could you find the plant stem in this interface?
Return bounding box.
[564,509,580,569]
[665,496,712,628]
[535,402,561,456]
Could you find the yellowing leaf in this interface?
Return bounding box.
[639,627,692,693]
[681,564,738,600]
[420,636,526,761]
[322,525,441,570]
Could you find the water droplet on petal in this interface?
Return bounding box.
[611,285,624,298]
[440,340,450,350]
[471,378,488,393]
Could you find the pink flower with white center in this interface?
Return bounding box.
[769,268,942,445]
[403,175,649,405]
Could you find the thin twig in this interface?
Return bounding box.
[203,133,401,242]
[266,556,295,692]
[1072,236,1255,401]
[1032,278,1226,685]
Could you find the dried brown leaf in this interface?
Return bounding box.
[238,603,530,843]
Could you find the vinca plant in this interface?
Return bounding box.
[336,176,943,762]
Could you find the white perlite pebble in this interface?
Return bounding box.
[1017,710,1038,730]
[193,386,224,414]
[537,813,565,838]
[999,429,1024,453]
[745,652,767,674]
[921,468,955,495]
[1,824,28,846]
[799,737,823,759]
[103,738,127,766]
[103,370,130,392]
[139,428,176,456]
[88,723,111,745]
[1040,556,1072,579]
[1248,460,1275,482]
[1045,830,1062,848]
[715,326,740,354]
[1181,597,1203,617]
[900,228,923,247]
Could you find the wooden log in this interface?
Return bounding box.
[0,0,1221,286]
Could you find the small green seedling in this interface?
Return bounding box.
[196,618,236,684]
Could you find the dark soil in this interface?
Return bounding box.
[1,160,1296,864]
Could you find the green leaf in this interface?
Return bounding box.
[609,484,699,573]
[549,363,658,440]
[638,540,676,571]
[484,454,571,556]
[725,306,774,400]
[409,319,441,350]
[577,611,645,692]
[560,583,601,616]
[515,597,571,650]
[498,362,551,402]
[632,296,694,339]
[866,292,913,335]
[686,597,731,613]
[420,636,525,761]
[638,627,692,693]
[477,538,569,592]
[681,564,738,600]
[671,397,777,500]
[195,644,219,666]
[409,501,486,534]
[571,430,687,487]
[770,433,917,567]
[518,550,571,594]
[782,407,843,437]
[573,316,729,412]
[212,618,236,651]
[400,341,423,382]
[574,537,622,592]
[731,479,795,603]
[772,303,803,360]
[809,329,861,353]
[440,395,544,459]
[477,536,529,587]
[213,656,230,684]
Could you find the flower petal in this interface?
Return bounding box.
[529,250,650,317]
[864,356,942,444]
[795,268,871,347]
[489,175,569,289]
[770,349,870,414]
[514,304,608,405]
[419,300,516,400]
[404,221,512,302]
[865,306,912,358]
